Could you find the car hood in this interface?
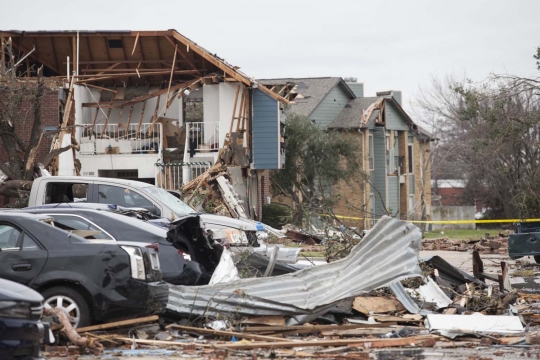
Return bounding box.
[199,214,257,231]
[0,278,43,303]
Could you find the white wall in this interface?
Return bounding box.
[79,154,159,178]
[219,82,244,147]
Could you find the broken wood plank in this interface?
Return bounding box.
[131,32,140,56]
[320,327,399,337]
[168,324,289,342]
[212,335,440,350]
[76,315,158,333]
[240,316,286,327]
[244,323,397,334]
[163,44,177,116]
[114,337,212,348]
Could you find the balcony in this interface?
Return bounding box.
[79,123,162,155]
[184,122,220,158]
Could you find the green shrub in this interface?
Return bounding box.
[262,203,292,229]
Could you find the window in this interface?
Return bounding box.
[409,195,415,219]
[0,225,39,251]
[48,215,113,240]
[45,183,88,204]
[21,235,39,250]
[0,224,21,251]
[408,144,414,174]
[368,135,374,171]
[98,185,153,208]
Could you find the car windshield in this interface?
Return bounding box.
[142,186,197,215]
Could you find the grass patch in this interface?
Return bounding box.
[301,251,325,258]
[511,269,536,278]
[423,229,499,240]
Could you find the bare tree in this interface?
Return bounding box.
[0,38,73,206]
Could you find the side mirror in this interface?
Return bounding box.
[147,206,161,217]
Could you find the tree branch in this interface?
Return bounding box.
[41,144,73,168]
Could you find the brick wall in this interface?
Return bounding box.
[0,88,60,205]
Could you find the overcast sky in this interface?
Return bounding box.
[2,0,539,114]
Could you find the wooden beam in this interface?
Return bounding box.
[89,90,104,140]
[81,83,117,93]
[148,92,161,135]
[72,36,76,76]
[163,44,177,116]
[93,62,121,76]
[81,67,170,73]
[76,315,158,333]
[164,36,199,72]
[114,337,211,348]
[12,38,60,74]
[74,70,199,84]
[131,32,139,56]
[101,85,119,137]
[68,59,186,65]
[168,324,288,342]
[119,105,134,138]
[136,99,148,138]
[120,80,193,107]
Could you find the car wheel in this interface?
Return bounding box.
[41,286,91,328]
[535,255,540,264]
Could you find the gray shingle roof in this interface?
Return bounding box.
[328,97,381,129]
[258,77,343,117]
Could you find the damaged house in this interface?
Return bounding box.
[259,77,433,228]
[0,30,288,218]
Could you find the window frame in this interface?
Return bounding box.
[45,213,115,240]
[0,222,43,252]
[408,143,414,174]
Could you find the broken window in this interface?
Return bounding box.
[48,215,112,240]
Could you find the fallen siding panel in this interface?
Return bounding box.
[167,216,422,324]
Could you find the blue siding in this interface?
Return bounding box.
[385,102,410,131]
[310,85,350,128]
[252,89,279,169]
[370,127,387,216]
[388,176,399,213]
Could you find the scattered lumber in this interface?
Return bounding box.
[75,315,159,333]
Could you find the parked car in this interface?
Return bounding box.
[0,212,168,327]
[27,176,261,245]
[0,278,48,360]
[23,205,211,285]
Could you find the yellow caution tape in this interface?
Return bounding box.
[322,213,540,224]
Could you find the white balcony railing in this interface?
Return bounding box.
[79,123,162,155]
[185,122,220,157]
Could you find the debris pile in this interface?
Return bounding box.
[422,236,508,254]
[41,218,540,358]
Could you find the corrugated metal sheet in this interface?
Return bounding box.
[167,216,422,324]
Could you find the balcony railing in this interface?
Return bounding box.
[79,123,162,155]
[185,122,220,157]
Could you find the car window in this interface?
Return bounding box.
[0,224,21,251]
[21,234,40,251]
[45,182,88,204]
[98,184,153,208]
[48,215,113,240]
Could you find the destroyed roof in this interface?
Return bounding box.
[257,77,354,117]
[328,97,381,129]
[0,29,287,103]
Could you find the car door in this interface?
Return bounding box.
[0,222,48,287]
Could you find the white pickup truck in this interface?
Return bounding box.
[27,176,260,245]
